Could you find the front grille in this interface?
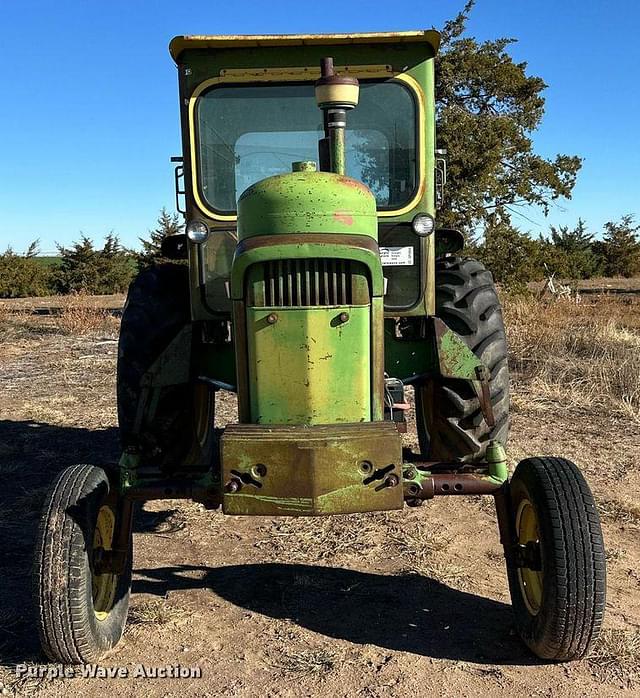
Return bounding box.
[248,259,370,307]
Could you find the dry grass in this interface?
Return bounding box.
[0,307,31,344]
[256,511,394,563]
[53,293,119,336]
[128,599,184,626]
[267,647,344,676]
[387,519,468,589]
[605,547,627,563]
[589,629,640,686]
[504,295,640,421]
[598,497,640,526]
[257,511,469,588]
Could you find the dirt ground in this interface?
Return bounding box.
[1,293,639,697]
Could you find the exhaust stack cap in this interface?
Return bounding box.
[315,57,359,110]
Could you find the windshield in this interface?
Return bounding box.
[195,80,417,213]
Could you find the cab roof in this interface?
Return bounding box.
[169,30,440,63]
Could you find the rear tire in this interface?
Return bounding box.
[416,255,510,461]
[117,264,214,469]
[507,457,606,660]
[33,464,132,663]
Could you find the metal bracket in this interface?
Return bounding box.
[431,317,495,426]
[140,325,192,389]
[130,325,193,447]
[472,366,496,428]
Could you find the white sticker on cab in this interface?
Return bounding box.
[380,246,414,267]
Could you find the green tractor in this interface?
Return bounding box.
[34,30,605,663]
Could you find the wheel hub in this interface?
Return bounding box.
[91,505,118,621]
[515,498,544,615]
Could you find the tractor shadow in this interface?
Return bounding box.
[133,563,538,665]
[0,419,172,665]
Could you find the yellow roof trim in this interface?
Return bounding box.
[169,30,440,62]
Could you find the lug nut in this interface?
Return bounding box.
[266,313,278,324]
[404,466,417,481]
[385,474,400,488]
[225,478,242,493]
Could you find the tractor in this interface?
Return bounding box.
[33,30,606,664]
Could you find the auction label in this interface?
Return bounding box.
[380,246,414,266]
[14,663,203,679]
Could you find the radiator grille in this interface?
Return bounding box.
[248,259,370,307]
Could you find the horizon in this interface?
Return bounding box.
[1,0,638,254]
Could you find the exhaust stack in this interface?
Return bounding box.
[315,57,359,175]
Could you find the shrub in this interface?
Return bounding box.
[474,215,545,289]
[0,241,56,298]
[598,215,640,278]
[136,208,184,270]
[56,234,135,295]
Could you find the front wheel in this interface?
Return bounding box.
[506,457,606,660]
[33,464,132,663]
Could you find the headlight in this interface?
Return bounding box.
[411,214,435,237]
[186,220,209,243]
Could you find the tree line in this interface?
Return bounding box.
[0,209,183,298]
[2,207,638,299]
[473,214,640,288]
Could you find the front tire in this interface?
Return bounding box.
[33,464,132,663]
[507,457,606,660]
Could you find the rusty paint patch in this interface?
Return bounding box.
[333,211,354,225]
[336,176,371,194]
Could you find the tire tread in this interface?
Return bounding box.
[508,457,606,660]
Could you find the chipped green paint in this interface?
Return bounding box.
[384,316,489,386]
[486,440,508,483]
[246,305,371,424]
[383,318,434,381]
[118,450,139,490]
[402,465,432,492]
[237,170,377,240]
[329,125,346,176]
[438,325,484,380]
[224,494,315,515]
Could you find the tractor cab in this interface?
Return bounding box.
[168,31,441,317]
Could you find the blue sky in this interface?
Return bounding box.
[0,0,638,253]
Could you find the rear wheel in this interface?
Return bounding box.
[117,264,214,469]
[33,464,132,663]
[416,256,509,461]
[507,457,606,660]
